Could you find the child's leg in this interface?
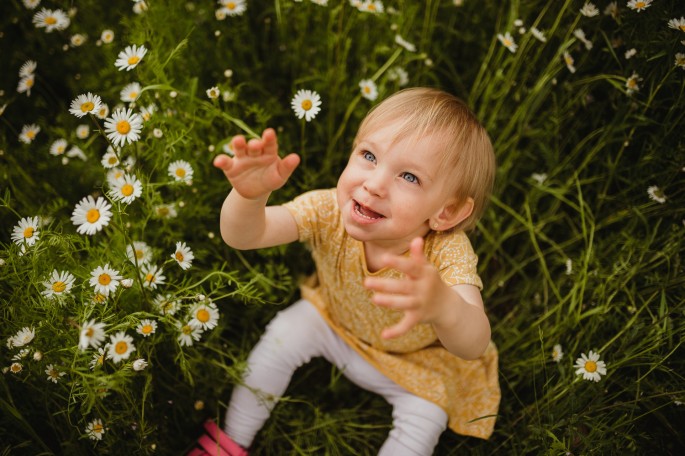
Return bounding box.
[223,299,334,448]
[332,346,448,455]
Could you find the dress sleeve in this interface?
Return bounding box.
[282,189,337,247]
[428,231,483,289]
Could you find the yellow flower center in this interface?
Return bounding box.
[145,273,155,283]
[227,2,236,9]
[26,78,34,88]
[157,207,169,216]
[135,249,144,259]
[680,25,685,32]
[11,364,22,373]
[175,251,185,262]
[86,208,100,223]
[503,39,512,47]
[121,183,134,197]
[98,273,111,285]
[93,423,103,433]
[116,120,131,134]
[108,156,118,165]
[46,17,57,25]
[86,328,94,337]
[57,146,65,154]
[115,341,128,354]
[93,293,107,303]
[27,131,36,139]
[635,1,645,8]
[565,55,573,65]
[182,325,192,335]
[368,4,376,11]
[175,168,186,177]
[627,79,638,89]
[23,227,35,238]
[128,56,140,65]
[81,102,94,113]
[363,86,371,94]
[196,308,210,323]
[301,100,312,111]
[52,281,66,293]
[96,354,104,365]
[141,325,153,334]
[129,92,138,100]
[585,360,597,373]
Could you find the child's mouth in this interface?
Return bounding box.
[354,201,384,220]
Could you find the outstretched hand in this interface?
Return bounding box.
[364,237,452,340]
[213,128,300,200]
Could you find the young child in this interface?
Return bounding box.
[191,87,500,456]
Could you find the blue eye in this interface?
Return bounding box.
[362,151,376,163]
[401,172,418,184]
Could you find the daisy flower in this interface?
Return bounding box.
[604,1,619,18]
[154,203,178,219]
[91,292,108,305]
[76,124,90,139]
[387,66,409,86]
[119,82,142,103]
[71,195,112,235]
[79,319,107,350]
[177,321,202,346]
[217,0,247,16]
[86,418,105,440]
[189,301,220,331]
[172,241,194,270]
[580,2,599,17]
[206,86,220,99]
[70,33,86,47]
[531,172,547,184]
[107,331,136,363]
[17,74,35,96]
[11,216,40,246]
[574,350,607,382]
[141,264,165,289]
[625,72,641,95]
[69,92,103,118]
[647,185,666,203]
[668,17,685,33]
[45,364,66,383]
[627,0,652,12]
[153,294,180,315]
[106,168,126,187]
[19,60,37,77]
[22,0,41,10]
[168,160,194,183]
[50,139,68,156]
[394,34,416,52]
[136,319,157,337]
[101,29,115,44]
[291,89,322,122]
[104,108,143,147]
[625,48,637,59]
[133,1,148,14]
[114,44,148,71]
[563,51,576,73]
[11,327,35,347]
[359,79,378,101]
[90,347,106,370]
[132,358,148,371]
[66,145,87,161]
[311,0,329,6]
[139,104,155,122]
[675,53,685,70]
[95,102,110,119]
[10,363,23,374]
[109,173,143,204]
[358,0,384,13]
[19,124,40,144]
[127,241,153,265]
[573,29,593,50]
[41,269,76,299]
[101,149,120,168]
[530,27,547,42]
[89,264,123,296]
[552,344,564,362]
[497,32,518,53]
[33,8,70,32]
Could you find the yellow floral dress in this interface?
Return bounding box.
[283,189,500,439]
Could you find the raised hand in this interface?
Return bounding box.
[364,237,453,340]
[213,128,300,200]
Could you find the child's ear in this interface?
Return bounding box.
[431,197,474,231]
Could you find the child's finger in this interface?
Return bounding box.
[277,153,301,180]
[371,292,416,310]
[364,276,412,295]
[246,137,263,157]
[213,154,233,172]
[262,128,278,156]
[380,254,424,278]
[231,135,247,157]
[381,312,420,339]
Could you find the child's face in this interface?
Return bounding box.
[336,120,455,253]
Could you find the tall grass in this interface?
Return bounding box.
[1,0,683,454]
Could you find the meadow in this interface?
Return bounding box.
[1,0,684,454]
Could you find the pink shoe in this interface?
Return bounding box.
[197,434,230,456]
[187,447,208,456]
[203,420,249,456]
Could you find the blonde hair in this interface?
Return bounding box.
[354,87,495,231]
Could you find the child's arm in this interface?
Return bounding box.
[213,128,301,250]
[363,237,491,360]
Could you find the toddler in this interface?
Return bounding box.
[191,87,500,456]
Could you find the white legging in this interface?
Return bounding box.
[224,300,448,455]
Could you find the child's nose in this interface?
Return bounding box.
[363,171,388,198]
